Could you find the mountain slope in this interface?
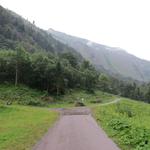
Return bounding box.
[48,29,150,82]
[0,5,82,59]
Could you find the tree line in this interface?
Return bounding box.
[0,46,98,95]
[0,46,150,103]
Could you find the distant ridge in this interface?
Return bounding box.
[0,5,82,59]
[48,29,150,82]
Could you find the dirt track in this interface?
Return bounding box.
[33,107,120,150]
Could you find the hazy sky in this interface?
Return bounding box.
[1,0,150,60]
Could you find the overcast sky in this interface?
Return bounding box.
[1,0,150,60]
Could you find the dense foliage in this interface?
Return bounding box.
[0,47,98,95]
[1,45,150,104]
[93,99,150,150]
[97,73,150,103]
[1,46,150,103]
[0,84,48,106]
[1,5,150,104]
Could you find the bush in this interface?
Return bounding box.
[74,101,85,107]
[116,102,135,117]
[18,98,46,106]
[90,99,102,103]
[108,119,150,150]
[0,84,47,106]
[108,118,131,131]
[41,96,55,103]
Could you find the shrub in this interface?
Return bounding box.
[74,101,85,107]
[108,119,150,150]
[116,102,135,117]
[108,118,131,131]
[18,98,46,106]
[0,85,47,106]
[90,99,102,103]
[41,96,55,103]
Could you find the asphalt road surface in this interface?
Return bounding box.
[33,107,120,150]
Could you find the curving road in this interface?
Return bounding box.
[99,98,121,106]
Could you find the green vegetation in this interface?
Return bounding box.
[0,105,58,150]
[1,62,148,106]
[49,89,117,108]
[93,99,150,150]
[1,47,150,105]
[1,5,150,104]
[0,48,98,96]
[1,4,150,150]
[0,84,47,106]
[0,84,116,108]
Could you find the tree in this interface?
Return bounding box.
[30,53,49,89]
[55,61,65,96]
[61,52,78,68]
[145,87,150,103]
[14,44,30,86]
[81,60,91,70]
[0,50,16,83]
[98,74,110,92]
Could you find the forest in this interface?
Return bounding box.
[0,45,150,104]
[0,4,150,105]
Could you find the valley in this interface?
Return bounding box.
[0,4,150,150]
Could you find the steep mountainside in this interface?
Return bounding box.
[48,29,150,82]
[1,4,150,82]
[0,5,81,58]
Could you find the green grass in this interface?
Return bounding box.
[2,84,149,150]
[0,84,121,150]
[93,99,150,150]
[49,89,118,108]
[0,105,58,150]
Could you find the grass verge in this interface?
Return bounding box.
[93,99,150,150]
[0,105,58,150]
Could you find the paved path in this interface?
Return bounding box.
[99,98,121,106]
[33,107,120,150]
